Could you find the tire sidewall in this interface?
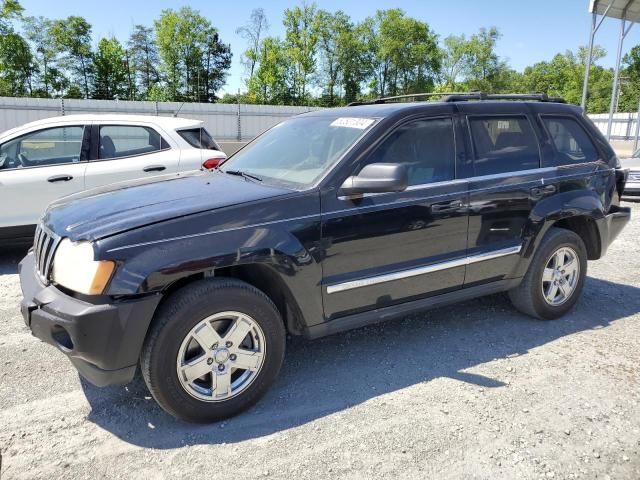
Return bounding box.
[529,230,588,320]
[145,282,285,423]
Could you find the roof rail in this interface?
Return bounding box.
[442,92,566,103]
[348,92,566,106]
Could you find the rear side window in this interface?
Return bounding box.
[98,125,169,160]
[541,116,600,165]
[468,116,540,175]
[178,128,220,151]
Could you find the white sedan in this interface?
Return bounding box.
[0,114,227,245]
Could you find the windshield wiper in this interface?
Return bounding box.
[223,169,263,182]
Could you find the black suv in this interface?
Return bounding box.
[19,93,630,423]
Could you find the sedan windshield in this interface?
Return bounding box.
[220,116,376,188]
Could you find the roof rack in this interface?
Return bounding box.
[348,92,566,106]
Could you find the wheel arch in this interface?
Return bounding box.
[525,189,608,262]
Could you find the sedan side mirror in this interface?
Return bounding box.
[340,163,408,197]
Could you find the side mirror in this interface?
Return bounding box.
[340,163,408,197]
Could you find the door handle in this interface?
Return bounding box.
[143,165,166,172]
[47,174,73,183]
[431,200,463,213]
[530,185,556,198]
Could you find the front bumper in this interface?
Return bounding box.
[19,252,161,386]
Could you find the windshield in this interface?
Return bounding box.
[220,116,376,188]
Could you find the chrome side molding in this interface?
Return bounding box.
[325,245,522,294]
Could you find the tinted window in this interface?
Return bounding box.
[0,126,85,170]
[468,116,540,175]
[363,117,455,186]
[542,116,599,165]
[99,125,168,160]
[178,128,220,151]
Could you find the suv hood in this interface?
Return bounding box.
[43,170,292,241]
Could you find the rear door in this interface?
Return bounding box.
[84,122,180,189]
[0,124,88,229]
[458,103,550,286]
[321,109,469,319]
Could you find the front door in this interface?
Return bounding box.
[320,113,469,320]
[0,125,88,229]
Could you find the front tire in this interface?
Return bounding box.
[509,227,587,320]
[140,278,286,423]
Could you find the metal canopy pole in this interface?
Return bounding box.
[607,18,634,140]
[634,97,640,151]
[582,2,613,111]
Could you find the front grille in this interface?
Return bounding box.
[629,173,640,181]
[33,224,61,282]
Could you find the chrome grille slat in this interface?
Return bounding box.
[32,224,60,282]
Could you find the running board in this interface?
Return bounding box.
[304,278,521,339]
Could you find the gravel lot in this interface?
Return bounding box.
[1,202,639,480]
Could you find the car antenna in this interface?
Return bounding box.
[173,101,186,117]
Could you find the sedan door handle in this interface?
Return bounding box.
[47,174,73,183]
[431,200,463,213]
[143,165,166,173]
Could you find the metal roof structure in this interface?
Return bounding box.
[583,1,640,145]
[589,0,640,23]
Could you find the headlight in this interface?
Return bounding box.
[52,239,115,295]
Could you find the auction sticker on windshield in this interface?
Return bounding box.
[330,117,375,129]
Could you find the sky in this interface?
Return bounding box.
[17,0,640,95]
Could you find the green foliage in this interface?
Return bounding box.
[518,47,612,113]
[155,7,231,102]
[49,16,93,98]
[0,1,631,113]
[93,37,131,100]
[128,25,160,100]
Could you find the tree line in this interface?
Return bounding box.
[1,0,640,113]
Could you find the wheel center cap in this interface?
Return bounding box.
[213,347,230,364]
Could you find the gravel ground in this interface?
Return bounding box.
[1,202,639,480]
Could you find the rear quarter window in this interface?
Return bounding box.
[541,116,600,165]
[468,115,541,176]
[178,128,221,151]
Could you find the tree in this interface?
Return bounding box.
[236,8,268,81]
[282,3,320,104]
[440,34,471,90]
[93,37,129,99]
[128,25,160,99]
[199,30,232,102]
[50,16,93,98]
[155,7,231,101]
[362,9,440,97]
[518,46,612,113]
[248,36,289,104]
[464,27,510,92]
[0,32,33,96]
[0,0,22,34]
[23,16,59,96]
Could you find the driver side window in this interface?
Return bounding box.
[0,126,86,171]
[361,117,455,186]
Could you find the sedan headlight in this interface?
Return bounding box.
[52,239,115,295]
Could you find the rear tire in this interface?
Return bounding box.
[509,227,587,320]
[140,278,286,423]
